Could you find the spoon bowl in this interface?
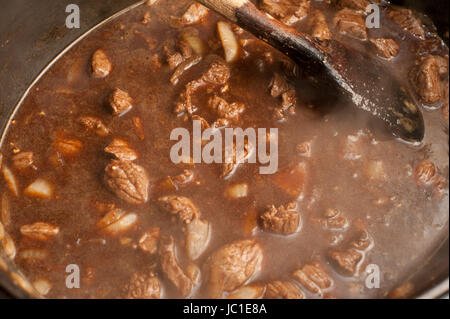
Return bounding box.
[197,0,425,142]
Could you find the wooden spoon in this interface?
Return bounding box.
[197,0,425,142]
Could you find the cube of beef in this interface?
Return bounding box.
[292,262,333,295]
[264,281,304,299]
[109,88,133,116]
[333,8,368,40]
[260,202,300,235]
[387,9,425,40]
[207,239,263,298]
[369,38,400,59]
[411,55,445,104]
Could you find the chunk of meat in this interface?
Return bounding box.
[170,54,202,85]
[351,231,373,251]
[269,73,290,98]
[12,152,36,170]
[433,55,449,76]
[186,218,210,260]
[175,57,230,115]
[166,51,184,70]
[333,8,368,40]
[159,170,195,192]
[201,59,231,85]
[104,160,149,204]
[185,263,201,286]
[316,208,349,230]
[414,160,436,185]
[292,262,333,296]
[265,281,304,299]
[181,3,209,25]
[104,138,138,161]
[138,227,160,254]
[281,89,297,110]
[208,95,245,120]
[164,39,193,69]
[411,55,444,104]
[369,38,400,59]
[91,49,113,78]
[159,236,192,297]
[329,249,363,276]
[387,9,425,40]
[260,0,310,25]
[260,202,300,235]
[171,169,195,188]
[53,134,83,157]
[222,139,254,179]
[157,196,199,224]
[160,169,195,191]
[207,239,263,298]
[20,222,59,241]
[308,10,331,40]
[333,0,370,11]
[108,88,133,116]
[212,118,230,128]
[296,141,312,157]
[273,162,306,198]
[126,272,161,299]
[79,116,109,137]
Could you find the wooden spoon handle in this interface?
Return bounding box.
[197,0,425,142]
[197,0,325,68]
[197,0,248,23]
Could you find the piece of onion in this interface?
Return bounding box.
[217,21,240,63]
[1,166,19,197]
[226,183,249,199]
[33,278,52,296]
[2,233,16,259]
[182,32,205,55]
[186,218,210,260]
[24,178,53,199]
[227,285,265,299]
[97,209,138,235]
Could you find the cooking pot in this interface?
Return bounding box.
[0,0,448,299]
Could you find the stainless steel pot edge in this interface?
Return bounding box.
[417,278,449,299]
[0,0,448,299]
[0,0,146,298]
[0,0,146,146]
